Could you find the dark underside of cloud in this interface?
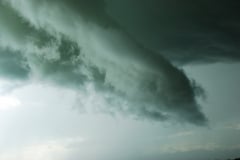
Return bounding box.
[0,49,30,79]
[0,0,239,126]
[107,0,240,65]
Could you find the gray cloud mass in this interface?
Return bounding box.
[107,0,240,65]
[0,49,29,79]
[5,0,240,125]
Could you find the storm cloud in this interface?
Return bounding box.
[107,0,240,65]
[5,0,239,125]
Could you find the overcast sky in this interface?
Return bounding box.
[0,0,240,160]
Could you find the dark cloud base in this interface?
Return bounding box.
[107,0,240,65]
[5,0,240,126]
[0,49,30,79]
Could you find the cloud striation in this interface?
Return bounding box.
[0,0,224,125]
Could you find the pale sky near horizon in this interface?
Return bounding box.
[0,1,240,160]
[1,63,240,160]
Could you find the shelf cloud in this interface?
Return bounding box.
[4,0,237,125]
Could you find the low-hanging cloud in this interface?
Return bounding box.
[0,49,29,80]
[107,0,240,65]
[0,0,209,125]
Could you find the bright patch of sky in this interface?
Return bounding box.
[0,63,240,160]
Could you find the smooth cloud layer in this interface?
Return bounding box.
[0,0,208,125]
[107,0,240,65]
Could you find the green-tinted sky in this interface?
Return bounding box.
[0,0,240,159]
